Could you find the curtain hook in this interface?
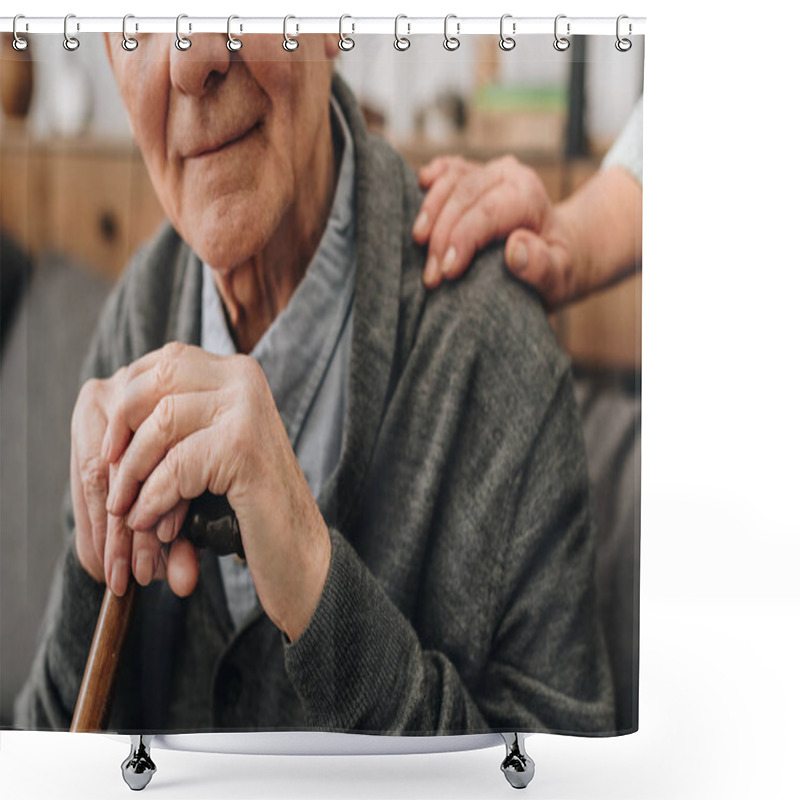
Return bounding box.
[283,15,299,51]
[443,14,460,51]
[339,14,355,51]
[554,14,570,51]
[615,14,632,52]
[121,14,139,51]
[394,14,410,51]
[175,14,192,51]
[499,14,516,51]
[227,15,243,51]
[12,14,29,51]
[63,13,80,51]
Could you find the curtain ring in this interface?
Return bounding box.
[227,15,243,51]
[394,14,410,51]
[339,14,355,51]
[615,14,632,52]
[175,14,192,51]
[12,15,29,52]
[283,15,299,52]
[443,14,460,51]
[121,14,138,51]
[554,14,570,51]
[63,13,80,51]
[499,14,515,51]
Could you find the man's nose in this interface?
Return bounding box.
[170,34,232,97]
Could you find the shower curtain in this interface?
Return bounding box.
[0,19,643,747]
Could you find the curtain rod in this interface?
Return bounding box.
[0,16,646,37]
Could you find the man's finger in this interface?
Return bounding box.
[166,536,200,598]
[156,499,191,545]
[80,453,110,570]
[131,527,161,587]
[127,429,218,532]
[104,344,225,464]
[71,441,105,583]
[108,392,220,517]
[104,513,133,597]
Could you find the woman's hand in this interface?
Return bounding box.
[413,155,577,308]
[414,155,642,310]
[102,342,331,642]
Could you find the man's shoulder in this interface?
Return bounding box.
[412,242,570,410]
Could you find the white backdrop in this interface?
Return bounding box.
[2,1,799,798]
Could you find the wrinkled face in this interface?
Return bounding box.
[107,34,338,270]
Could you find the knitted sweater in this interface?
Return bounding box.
[14,75,614,736]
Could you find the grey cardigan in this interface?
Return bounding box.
[15,75,614,736]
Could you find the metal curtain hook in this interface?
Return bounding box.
[615,14,632,51]
[63,13,80,51]
[499,14,516,51]
[121,14,138,51]
[554,14,570,51]
[283,15,299,52]
[175,14,192,51]
[339,14,355,51]
[12,14,29,51]
[227,15,243,51]
[394,14,410,51]
[443,14,460,51]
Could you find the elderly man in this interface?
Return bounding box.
[15,34,613,735]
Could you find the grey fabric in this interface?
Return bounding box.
[601,95,643,185]
[1,233,31,354]
[203,96,356,631]
[13,74,614,736]
[0,255,111,725]
[574,369,640,734]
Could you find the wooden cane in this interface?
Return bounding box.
[70,493,243,732]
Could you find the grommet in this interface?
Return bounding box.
[12,15,29,52]
[443,14,460,52]
[615,14,632,52]
[121,14,138,51]
[499,14,516,51]
[394,14,410,51]
[283,15,299,52]
[339,14,355,51]
[554,14,570,51]
[227,15,242,52]
[63,13,80,52]
[175,13,192,51]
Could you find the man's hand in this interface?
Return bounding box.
[101,342,331,642]
[70,366,195,598]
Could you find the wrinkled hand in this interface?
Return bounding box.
[413,155,577,310]
[70,368,195,598]
[99,342,330,641]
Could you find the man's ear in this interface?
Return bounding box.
[322,34,339,59]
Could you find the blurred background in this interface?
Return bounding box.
[1,34,643,729]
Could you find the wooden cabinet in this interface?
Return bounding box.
[0,127,164,280]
